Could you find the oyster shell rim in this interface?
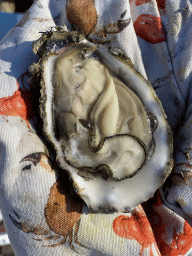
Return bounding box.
[30,27,173,212]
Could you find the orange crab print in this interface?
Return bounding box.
[113,206,161,256]
[9,153,85,251]
[0,72,35,127]
[44,179,83,250]
[144,191,192,256]
[66,0,131,43]
[66,0,98,36]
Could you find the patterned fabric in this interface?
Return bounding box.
[0,0,192,255]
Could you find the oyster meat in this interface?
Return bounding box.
[30,27,173,212]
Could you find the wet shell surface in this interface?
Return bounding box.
[31,27,173,212]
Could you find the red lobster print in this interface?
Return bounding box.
[0,72,36,127]
[134,14,166,44]
[144,191,192,256]
[135,0,166,15]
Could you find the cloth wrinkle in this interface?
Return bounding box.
[0,0,192,255]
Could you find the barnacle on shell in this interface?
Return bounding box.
[30,27,173,212]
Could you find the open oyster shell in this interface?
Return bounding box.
[30,27,173,212]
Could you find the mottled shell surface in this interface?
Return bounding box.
[30,27,173,212]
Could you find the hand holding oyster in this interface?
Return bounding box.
[30,27,173,212]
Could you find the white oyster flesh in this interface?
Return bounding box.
[41,41,172,212]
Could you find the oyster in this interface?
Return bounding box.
[30,27,173,212]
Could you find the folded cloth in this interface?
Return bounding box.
[0,0,192,255]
